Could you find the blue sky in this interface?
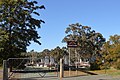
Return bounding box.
[27,0,120,52]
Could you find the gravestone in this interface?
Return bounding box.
[50,56,55,64]
[44,56,49,66]
[64,56,69,65]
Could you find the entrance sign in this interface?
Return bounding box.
[67,41,78,47]
[67,40,78,76]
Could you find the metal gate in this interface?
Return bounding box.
[7,58,59,79]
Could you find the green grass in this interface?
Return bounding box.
[0,66,3,79]
[90,69,120,77]
[108,71,120,77]
[0,66,2,69]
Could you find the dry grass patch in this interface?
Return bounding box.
[90,69,120,74]
[0,71,2,79]
[61,69,120,77]
[63,70,88,77]
[0,67,3,79]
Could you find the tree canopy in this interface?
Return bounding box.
[63,23,105,59]
[0,0,45,61]
[101,35,120,69]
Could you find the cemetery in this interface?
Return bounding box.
[0,0,120,80]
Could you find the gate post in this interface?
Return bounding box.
[3,60,8,80]
[60,58,64,78]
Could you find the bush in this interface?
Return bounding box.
[90,62,100,70]
[113,59,120,70]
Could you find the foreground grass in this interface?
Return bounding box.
[0,67,2,79]
[90,69,120,78]
[0,66,2,69]
[0,68,120,79]
[106,69,120,77]
[63,69,120,77]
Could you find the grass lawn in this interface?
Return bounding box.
[62,69,120,77]
[105,69,120,78]
[0,67,2,79]
[0,66,2,69]
[91,69,120,75]
[0,68,120,79]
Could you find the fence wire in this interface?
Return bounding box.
[7,58,58,79]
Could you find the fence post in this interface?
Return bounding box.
[3,60,8,80]
[60,58,64,78]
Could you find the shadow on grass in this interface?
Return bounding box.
[63,74,88,78]
[63,69,98,78]
[80,70,98,75]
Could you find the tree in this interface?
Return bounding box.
[0,28,8,51]
[101,35,120,69]
[0,28,9,65]
[39,49,50,58]
[50,46,65,63]
[38,47,68,64]
[63,23,105,65]
[0,0,45,60]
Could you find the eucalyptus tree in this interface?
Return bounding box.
[40,49,50,58]
[101,35,120,69]
[21,50,38,58]
[0,0,45,59]
[0,28,9,64]
[50,46,65,63]
[63,23,105,60]
[0,29,8,51]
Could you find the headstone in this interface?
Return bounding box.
[41,58,44,63]
[64,56,69,65]
[80,58,82,63]
[50,56,55,64]
[44,56,49,65]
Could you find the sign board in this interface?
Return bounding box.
[67,41,78,48]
